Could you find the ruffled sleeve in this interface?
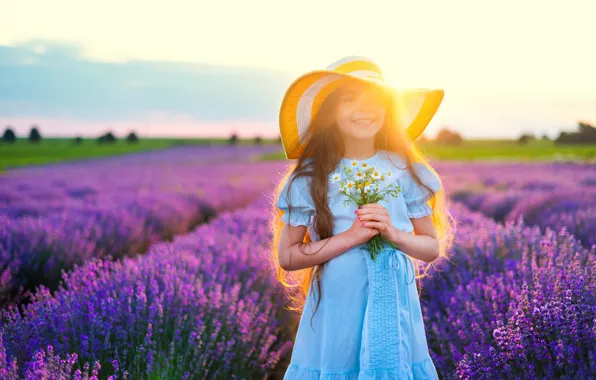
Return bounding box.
[403,162,441,218]
[276,172,316,227]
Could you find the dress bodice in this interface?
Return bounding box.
[277,149,442,244]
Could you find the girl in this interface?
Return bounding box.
[270,56,455,380]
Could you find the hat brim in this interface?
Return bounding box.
[279,69,444,159]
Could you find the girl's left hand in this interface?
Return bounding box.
[356,203,397,243]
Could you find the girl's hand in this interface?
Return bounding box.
[347,211,380,246]
[356,203,397,243]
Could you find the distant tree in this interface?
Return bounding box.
[98,131,117,144]
[578,121,596,140]
[126,131,139,143]
[73,136,83,145]
[556,131,569,144]
[229,132,238,146]
[518,132,536,145]
[254,135,262,145]
[278,135,282,143]
[541,133,551,141]
[2,126,16,143]
[28,125,42,143]
[105,132,116,142]
[555,120,596,145]
[435,127,464,145]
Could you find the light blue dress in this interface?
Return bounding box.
[276,149,441,380]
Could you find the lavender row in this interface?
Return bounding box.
[2,198,594,378]
[0,195,292,379]
[1,155,594,378]
[0,145,282,307]
[432,161,596,247]
[0,145,279,220]
[420,203,596,378]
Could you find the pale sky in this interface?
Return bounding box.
[1,0,594,139]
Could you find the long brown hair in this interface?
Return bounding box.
[268,82,456,329]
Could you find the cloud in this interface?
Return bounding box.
[0,39,294,124]
[1,39,594,139]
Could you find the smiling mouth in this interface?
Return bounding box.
[352,118,375,125]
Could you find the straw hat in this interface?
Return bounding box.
[279,55,444,159]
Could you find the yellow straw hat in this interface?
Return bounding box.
[279,55,445,159]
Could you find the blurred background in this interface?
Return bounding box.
[1,0,595,169]
[1,1,595,379]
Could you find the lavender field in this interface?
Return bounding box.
[1,146,595,379]
[0,145,281,306]
[431,161,596,248]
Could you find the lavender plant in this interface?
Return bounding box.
[0,197,292,378]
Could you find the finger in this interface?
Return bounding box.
[359,203,382,210]
[359,221,379,231]
[356,208,381,216]
[357,208,386,218]
[362,221,387,231]
[358,213,385,223]
[358,205,389,217]
[360,225,379,233]
[356,211,375,220]
[359,205,388,216]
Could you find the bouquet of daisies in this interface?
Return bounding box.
[331,160,402,262]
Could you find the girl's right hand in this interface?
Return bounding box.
[347,213,380,246]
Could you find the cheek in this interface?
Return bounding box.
[374,111,386,128]
[336,107,354,129]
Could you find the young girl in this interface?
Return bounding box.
[270,56,455,380]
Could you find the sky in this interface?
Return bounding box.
[1,0,594,139]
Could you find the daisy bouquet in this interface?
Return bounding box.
[331,160,402,262]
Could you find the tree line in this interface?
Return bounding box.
[417,120,596,145]
[1,126,139,144]
[3,121,594,146]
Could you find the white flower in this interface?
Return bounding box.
[371,169,381,180]
[362,180,373,193]
[330,172,342,183]
[345,180,356,193]
[355,171,365,179]
[386,169,392,177]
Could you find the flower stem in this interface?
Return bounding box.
[367,235,398,262]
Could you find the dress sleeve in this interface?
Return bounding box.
[403,162,442,218]
[276,173,316,227]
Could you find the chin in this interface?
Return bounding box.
[350,124,382,138]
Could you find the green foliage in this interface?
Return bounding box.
[126,131,139,143]
[229,133,238,146]
[555,121,596,144]
[98,131,117,144]
[435,127,464,145]
[28,125,42,143]
[0,138,248,172]
[517,132,536,145]
[2,126,16,143]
